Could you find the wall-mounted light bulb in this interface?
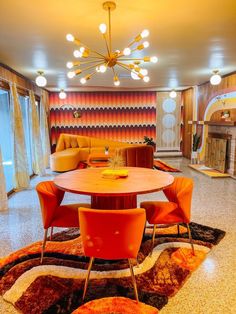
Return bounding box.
[35,71,47,87]
[141,29,149,38]
[99,23,107,34]
[150,56,158,63]
[66,34,74,42]
[67,71,75,79]
[59,90,67,100]
[210,70,222,85]
[123,47,131,56]
[143,41,149,48]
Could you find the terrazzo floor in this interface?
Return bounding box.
[0,157,236,314]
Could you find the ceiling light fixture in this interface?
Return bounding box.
[35,71,47,87]
[66,1,158,87]
[169,90,177,98]
[210,70,222,85]
[59,89,67,99]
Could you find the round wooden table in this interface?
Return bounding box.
[54,167,174,209]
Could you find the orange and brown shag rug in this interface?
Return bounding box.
[0,222,225,314]
[153,160,181,172]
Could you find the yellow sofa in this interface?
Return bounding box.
[50,133,154,172]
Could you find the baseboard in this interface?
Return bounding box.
[154,151,183,157]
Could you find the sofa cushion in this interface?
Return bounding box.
[77,136,90,148]
[64,136,71,149]
[71,137,78,148]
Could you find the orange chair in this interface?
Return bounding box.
[140,177,194,256]
[79,207,146,302]
[36,181,90,263]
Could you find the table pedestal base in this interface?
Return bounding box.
[91,195,137,209]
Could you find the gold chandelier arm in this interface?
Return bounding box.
[74,59,105,67]
[117,62,144,79]
[78,61,105,74]
[118,58,145,61]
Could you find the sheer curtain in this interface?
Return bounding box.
[40,90,51,168]
[29,90,45,175]
[0,147,8,211]
[10,83,30,189]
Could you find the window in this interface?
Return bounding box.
[19,95,33,175]
[0,89,14,192]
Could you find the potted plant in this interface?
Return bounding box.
[143,136,155,148]
[191,133,201,164]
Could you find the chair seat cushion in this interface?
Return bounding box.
[140,201,184,224]
[51,203,90,227]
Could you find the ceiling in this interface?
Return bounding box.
[0,0,236,91]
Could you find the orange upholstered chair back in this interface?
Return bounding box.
[36,181,65,229]
[163,177,193,223]
[115,145,154,168]
[79,207,146,259]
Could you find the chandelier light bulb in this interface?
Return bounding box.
[66,34,74,42]
[59,90,67,99]
[131,70,140,80]
[210,71,222,85]
[99,23,107,34]
[123,47,131,56]
[73,50,82,58]
[80,78,87,84]
[67,71,75,79]
[65,2,158,86]
[143,76,150,83]
[169,90,177,98]
[141,29,149,38]
[66,62,73,69]
[143,41,150,48]
[99,65,107,73]
[35,71,47,87]
[140,69,148,76]
[150,56,158,63]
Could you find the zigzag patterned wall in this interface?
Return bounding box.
[49,92,157,149]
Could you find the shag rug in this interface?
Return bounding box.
[0,223,225,314]
[153,159,181,172]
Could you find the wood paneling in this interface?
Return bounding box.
[182,88,193,159]
[198,73,236,120]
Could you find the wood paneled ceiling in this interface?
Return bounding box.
[0,0,236,91]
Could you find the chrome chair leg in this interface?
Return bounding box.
[82,257,94,301]
[186,223,195,255]
[128,259,139,302]
[50,227,54,240]
[149,224,157,257]
[41,229,48,264]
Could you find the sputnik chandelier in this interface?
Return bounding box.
[66,1,158,86]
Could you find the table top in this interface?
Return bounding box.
[54,167,174,197]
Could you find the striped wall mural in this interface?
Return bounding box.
[49,92,157,149]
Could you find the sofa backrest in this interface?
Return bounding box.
[115,145,154,169]
[55,133,133,152]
